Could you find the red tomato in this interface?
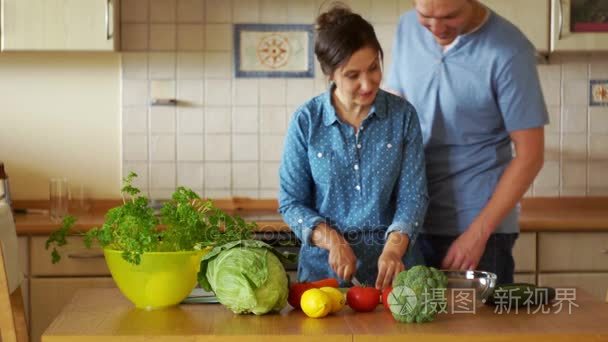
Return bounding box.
[309,278,339,288]
[288,278,338,309]
[347,286,381,312]
[382,286,392,311]
[288,283,313,309]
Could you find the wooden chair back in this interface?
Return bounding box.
[0,243,28,342]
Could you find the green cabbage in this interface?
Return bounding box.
[198,240,293,315]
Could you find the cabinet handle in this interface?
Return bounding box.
[0,0,4,48]
[602,248,608,255]
[557,0,564,40]
[105,0,113,40]
[67,252,105,259]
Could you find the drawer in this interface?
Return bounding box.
[538,273,608,302]
[513,232,536,272]
[539,232,608,272]
[30,236,110,276]
[30,277,116,342]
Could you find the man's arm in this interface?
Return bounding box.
[442,127,544,270]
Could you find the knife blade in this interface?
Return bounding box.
[351,276,362,287]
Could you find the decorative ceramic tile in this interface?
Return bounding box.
[234,24,314,78]
[590,80,608,106]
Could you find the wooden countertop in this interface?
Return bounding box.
[43,287,608,342]
[14,197,608,235]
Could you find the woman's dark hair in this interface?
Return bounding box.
[315,3,384,77]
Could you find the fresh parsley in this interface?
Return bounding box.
[45,172,254,265]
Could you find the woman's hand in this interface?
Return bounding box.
[311,223,357,282]
[376,250,405,290]
[376,231,409,289]
[328,239,357,282]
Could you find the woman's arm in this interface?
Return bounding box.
[376,104,429,289]
[442,127,544,270]
[278,112,325,246]
[279,111,356,281]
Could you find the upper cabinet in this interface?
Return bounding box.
[482,0,550,53]
[551,0,608,51]
[1,0,119,51]
[398,1,550,52]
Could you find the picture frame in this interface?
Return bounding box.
[590,80,608,106]
[234,24,314,78]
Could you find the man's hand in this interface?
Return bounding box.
[441,220,490,270]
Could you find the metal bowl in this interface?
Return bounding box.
[442,270,497,305]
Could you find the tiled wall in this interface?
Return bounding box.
[120,0,608,199]
[535,54,608,196]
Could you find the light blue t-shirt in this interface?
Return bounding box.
[278,87,428,284]
[387,10,549,236]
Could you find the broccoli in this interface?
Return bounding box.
[388,265,448,323]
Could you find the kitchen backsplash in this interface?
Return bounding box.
[120,0,608,199]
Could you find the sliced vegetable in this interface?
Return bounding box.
[486,283,556,307]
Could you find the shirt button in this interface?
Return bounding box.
[355,185,361,191]
[414,222,419,226]
[298,219,303,224]
[317,152,323,158]
[387,143,392,149]
[354,164,359,171]
[357,144,362,149]
[360,126,364,131]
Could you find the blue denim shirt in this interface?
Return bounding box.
[278,86,428,284]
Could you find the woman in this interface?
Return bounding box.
[278,5,428,289]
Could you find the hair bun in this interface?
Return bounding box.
[316,3,353,31]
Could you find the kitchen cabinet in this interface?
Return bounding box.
[512,231,608,301]
[29,236,114,342]
[483,0,550,52]
[1,0,119,51]
[538,273,608,303]
[550,0,608,51]
[397,0,550,52]
[513,232,537,284]
[537,232,608,301]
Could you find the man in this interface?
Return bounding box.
[386,0,548,284]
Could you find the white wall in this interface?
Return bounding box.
[0,53,121,199]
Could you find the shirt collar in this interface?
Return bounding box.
[321,83,387,126]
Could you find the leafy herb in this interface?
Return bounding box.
[45,215,77,264]
[46,172,254,265]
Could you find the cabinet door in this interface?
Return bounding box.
[551,0,608,51]
[538,273,608,302]
[538,232,608,272]
[513,232,536,272]
[514,273,537,284]
[30,277,116,342]
[395,1,549,52]
[482,0,550,52]
[1,0,118,51]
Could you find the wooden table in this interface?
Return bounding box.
[43,288,608,342]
